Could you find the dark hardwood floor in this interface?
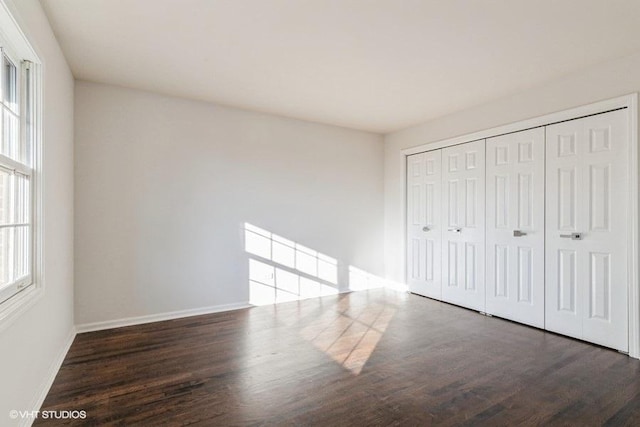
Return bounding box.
[37,289,640,426]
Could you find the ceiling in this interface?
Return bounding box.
[40,0,640,133]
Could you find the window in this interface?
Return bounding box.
[0,1,41,316]
[0,50,34,305]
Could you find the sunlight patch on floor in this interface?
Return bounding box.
[300,300,396,375]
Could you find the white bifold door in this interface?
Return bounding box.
[485,128,545,327]
[406,150,442,299]
[441,140,486,311]
[545,109,629,351]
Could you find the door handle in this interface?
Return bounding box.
[560,232,583,240]
[422,226,430,232]
[513,230,527,237]
[448,227,462,233]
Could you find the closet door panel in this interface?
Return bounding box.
[579,111,628,350]
[486,128,545,327]
[406,150,443,299]
[545,109,628,351]
[441,140,485,311]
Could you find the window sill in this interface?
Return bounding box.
[0,284,43,333]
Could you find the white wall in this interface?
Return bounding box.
[75,81,384,326]
[0,0,74,424]
[384,51,640,282]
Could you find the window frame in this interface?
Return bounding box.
[0,46,33,304]
[0,0,42,328]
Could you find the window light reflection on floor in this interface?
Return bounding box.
[300,298,397,375]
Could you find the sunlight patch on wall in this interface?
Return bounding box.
[245,223,339,306]
[348,266,384,291]
[249,259,339,306]
[348,266,408,293]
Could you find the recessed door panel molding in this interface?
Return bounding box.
[495,245,508,297]
[558,167,577,231]
[589,252,610,321]
[558,249,577,313]
[545,109,628,351]
[486,128,545,327]
[406,150,443,299]
[518,174,533,229]
[495,175,508,229]
[517,247,532,303]
[589,164,610,232]
[441,139,486,311]
[447,241,458,287]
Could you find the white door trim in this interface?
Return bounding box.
[399,93,639,358]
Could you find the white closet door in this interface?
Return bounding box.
[441,140,485,311]
[406,151,442,299]
[486,128,545,327]
[545,109,628,351]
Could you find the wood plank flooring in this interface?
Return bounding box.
[37,289,640,426]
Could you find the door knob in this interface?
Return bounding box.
[448,227,462,233]
[422,226,430,232]
[513,230,527,237]
[560,232,583,240]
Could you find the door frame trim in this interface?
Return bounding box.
[400,93,639,358]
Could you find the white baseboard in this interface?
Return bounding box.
[75,290,359,334]
[75,302,252,333]
[23,326,77,427]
